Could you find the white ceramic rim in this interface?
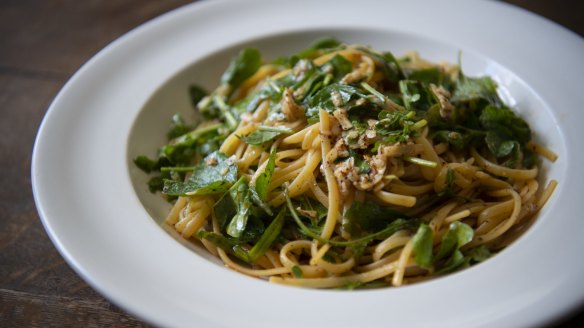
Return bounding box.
[32,0,584,327]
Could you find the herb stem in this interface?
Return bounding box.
[404,156,438,168]
[284,188,417,247]
[160,166,197,172]
[383,174,399,181]
[413,119,428,130]
[257,125,294,134]
[268,79,282,94]
[169,122,224,145]
[360,81,385,102]
[214,95,238,129]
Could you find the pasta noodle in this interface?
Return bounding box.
[136,39,557,289]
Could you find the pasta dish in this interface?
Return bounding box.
[135,38,557,289]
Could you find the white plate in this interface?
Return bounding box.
[32,0,584,327]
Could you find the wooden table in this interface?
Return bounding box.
[1,1,582,326]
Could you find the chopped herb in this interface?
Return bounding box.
[344,200,406,236]
[291,265,303,278]
[464,245,492,264]
[220,48,262,91]
[479,105,531,159]
[435,221,474,260]
[240,130,280,145]
[167,114,192,139]
[403,156,438,168]
[189,85,208,108]
[285,189,418,247]
[239,125,292,145]
[254,146,277,202]
[134,155,158,173]
[226,179,253,238]
[162,151,237,196]
[452,75,502,107]
[412,224,433,269]
[305,83,367,117]
[246,208,286,261]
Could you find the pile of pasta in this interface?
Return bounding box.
[159,43,557,288]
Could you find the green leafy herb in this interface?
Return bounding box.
[452,76,502,107]
[285,190,417,247]
[295,37,342,60]
[412,221,474,272]
[412,224,433,269]
[220,48,262,90]
[189,85,207,108]
[436,249,466,274]
[406,68,449,85]
[134,122,224,175]
[240,130,280,145]
[399,80,437,112]
[356,46,403,83]
[147,176,165,193]
[296,195,327,225]
[338,281,388,290]
[134,155,158,173]
[196,230,250,262]
[479,105,531,158]
[162,151,237,196]
[291,265,304,278]
[435,221,474,260]
[374,110,419,144]
[356,158,371,174]
[168,122,224,147]
[522,148,538,169]
[327,54,353,79]
[198,208,285,263]
[249,146,277,215]
[235,81,282,113]
[166,114,192,140]
[432,129,478,150]
[159,122,225,166]
[306,83,367,117]
[254,146,277,201]
[226,179,253,238]
[246,209,286,262]
[239,125,292,145]
[213,95,238,130]
[308,37,342,51]
[344,200,405,236]
[213,181,240,230]
[464,245,492,264]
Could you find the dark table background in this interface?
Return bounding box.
[1,1,582,327]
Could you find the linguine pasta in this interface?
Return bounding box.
[135,39,557,289]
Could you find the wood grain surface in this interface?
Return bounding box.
[1,0,582,327]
